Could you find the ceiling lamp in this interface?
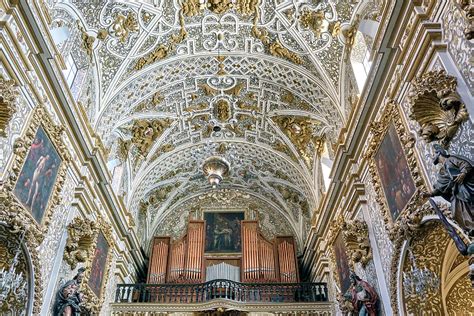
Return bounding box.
[202,156,230,188]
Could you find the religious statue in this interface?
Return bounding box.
[343,272,379,316]
[426,144,474,236]
[52,268,85,316]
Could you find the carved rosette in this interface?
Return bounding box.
[342,219,372,268]
[80,216,115,313]
[365,101,427,241]
[409,70,469,148]
[0,75,19,137]
[64,217,98,270]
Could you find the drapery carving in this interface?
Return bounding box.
[409,70,469,148]
[64,217,98,270]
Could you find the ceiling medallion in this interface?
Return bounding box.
[202,156,230,188]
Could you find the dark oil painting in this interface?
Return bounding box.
[13,126,62,224]
[374,124,416,221]
[333,232,351,293]
[204,212,244,253]
[88,232,109,297]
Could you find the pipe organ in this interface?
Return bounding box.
[147,218,299,284]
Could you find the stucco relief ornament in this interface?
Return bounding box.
[342,220,372,268]
[109,12,139,42]
[64,217,98,270]
[409,70,469,148]
[0,75,18,137]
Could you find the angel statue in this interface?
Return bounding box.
[52,268,85,316]
[343,272,379,316]
[426,144,474,237]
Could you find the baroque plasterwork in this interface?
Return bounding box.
[48,0,360,246]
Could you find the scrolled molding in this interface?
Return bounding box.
[0,75,19,137]
[64,217,98,270]
[409,70,469,148]
[342,219,372,268]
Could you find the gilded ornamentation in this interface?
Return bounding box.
[182,0,205,17]
[409,70,469,148]
[365,101,427,240]
[77,21,95,60]
[457,0,473,39]
[207,0,232,14]
[446,270,474,314]
[152,92,164,105]
[401,223,448,314]
[148,183,179,205]
[300,10,326,38]
[269,40,304,65]
[117,138,131,161]
[64,217,98,270]
[80,217,114,313]
[214,99,231,122]
[199,83,218,96]
[0,104,70,239]
[342,220,372,268]
[273,116,322,167]
[130,118,173,156]
[235,0,259,16]
[109,12,139,42]
[185,103,208,112]
[0,75,18,137]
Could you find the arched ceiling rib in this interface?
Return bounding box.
[52,0,360,250]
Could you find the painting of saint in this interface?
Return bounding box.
[88,232,109,298]
[333,232,351,293]
[204,212,244,253]
[374,124,416,221]
[13,126,62,224]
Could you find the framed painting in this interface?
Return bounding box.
[1,105,69,240]
[366,101,426,238]
[87,231,109,297]
[204,211,245,253]
[13,126,62,225]
[374,123,416,221]
[333,232,351,293]
[81,219,114,312]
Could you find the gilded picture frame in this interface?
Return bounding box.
[327,215,353,293]
[80,217,114,312]
[365,101,427,239]
[0,105,70,242]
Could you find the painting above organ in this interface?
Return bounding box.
[147,211,299,285]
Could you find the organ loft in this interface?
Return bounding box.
[0,0,473,315]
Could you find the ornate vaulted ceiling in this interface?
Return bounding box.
[51,0,361,249]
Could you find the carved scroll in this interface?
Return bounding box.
[0,75,18,137]
[64,217,97,270]
[409,70,469,148]
[342,219,372,268]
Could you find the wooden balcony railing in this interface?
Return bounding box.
[115,279,328,304]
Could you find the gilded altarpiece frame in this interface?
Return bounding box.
[327,215,352,296]
[0,105,70,314]
[365,101,427,240]
[80,217,114,312]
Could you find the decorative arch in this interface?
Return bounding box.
[391,216,473,315]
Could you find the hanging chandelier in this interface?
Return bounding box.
[202,156,230,188]
[402,250,440,299]
[0,231,28,307]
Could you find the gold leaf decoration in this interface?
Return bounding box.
[131,118,173,156]
[64,217,97,270]
[0,75,18,137]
